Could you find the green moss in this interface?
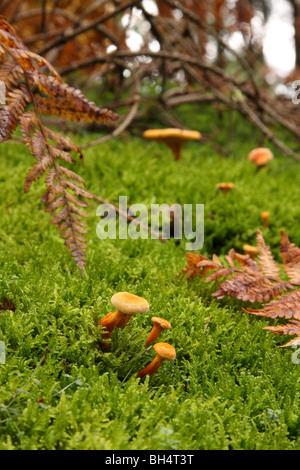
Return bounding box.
[0,121,299,450]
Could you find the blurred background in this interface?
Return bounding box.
[1,0,299,157]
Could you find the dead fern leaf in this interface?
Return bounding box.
[280,231,300,286]
[0,17,119,274]
[244,290,300,321]
[179,251,219,280]
[213,273,292,303]
[0,85,31,142]
[256,229,281,280]
[179,230,300,346]
[263,320,300,347]
[181,230,293,303]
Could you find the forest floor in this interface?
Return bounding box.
[0,112,300,449]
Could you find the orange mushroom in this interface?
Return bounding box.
[243,244,258,258]
[99,292,149,343]
[145,317,171,348]
[215,182,235,195]
[248,148,273,167]
[143,128,201,161]
[137,342,176,378]
[260,211,270,227]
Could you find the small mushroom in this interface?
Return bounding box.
[215,182,234,195]
[260,211,270,227]
[248,147,273,167]
[145,317,171,348]
[243,244,258,258]
[137,342,176,378]
[143,128,201,161]
[99,292,149,342]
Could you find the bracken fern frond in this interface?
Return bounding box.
[0,16,119,275]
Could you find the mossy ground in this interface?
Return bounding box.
[0,109,299,450]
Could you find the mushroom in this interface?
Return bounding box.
[143,128,201,161]
[215,182,234,195]
[243,244,258,258]
[99,292,149,342]
[248,148,273,167]
[260,211,270,227]
[145,317,171,348]
[137,342,176,378]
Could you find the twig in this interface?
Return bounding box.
[38,0,139,56]
[81,85,140,149]
[162,0,260,97]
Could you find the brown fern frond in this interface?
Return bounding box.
[19,112,39,153]
[0,17,119,274]
[212,272,291,303]
[0,21,25,49]
[8,47,62,80]
[280,231,300,286]
[178,252,219,280]
[205,267,240,283]
[43,127,83,158]
[24,155,53,192]
[48,146,76,165]
[256,229,281,280]
[56,166,86,186]
[263,320,300,347]
[181,230,300,346]
[0,63,23,92]
[180,230,294,305]
[0,85,30,142]
[244,289,300,321]
[232,251,260,273]
[34,94,118,124]
[45,183,89,274]
[22,133,77,193]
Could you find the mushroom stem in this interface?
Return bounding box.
[145,317,171,347]
[99,292,150,348]
[99,310,131,338]
[145,324,163,348]
[137,342,176,378]
[168,143,182,161]
[137,355,164,378]
[216,182,234,195]
[260,212,270,227]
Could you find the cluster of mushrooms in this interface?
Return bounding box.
[98,292,176,379]
[96,137,274,376]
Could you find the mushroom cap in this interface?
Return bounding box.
[143,128,201,143]
[215,182,234,190]
[151,317,171,330]
[260,211,270,219]
[243,244,258,255]
[111,292,149,315]
[248,148,273,166]
[154,342,176,360]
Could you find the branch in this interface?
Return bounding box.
[38,0,139,56]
